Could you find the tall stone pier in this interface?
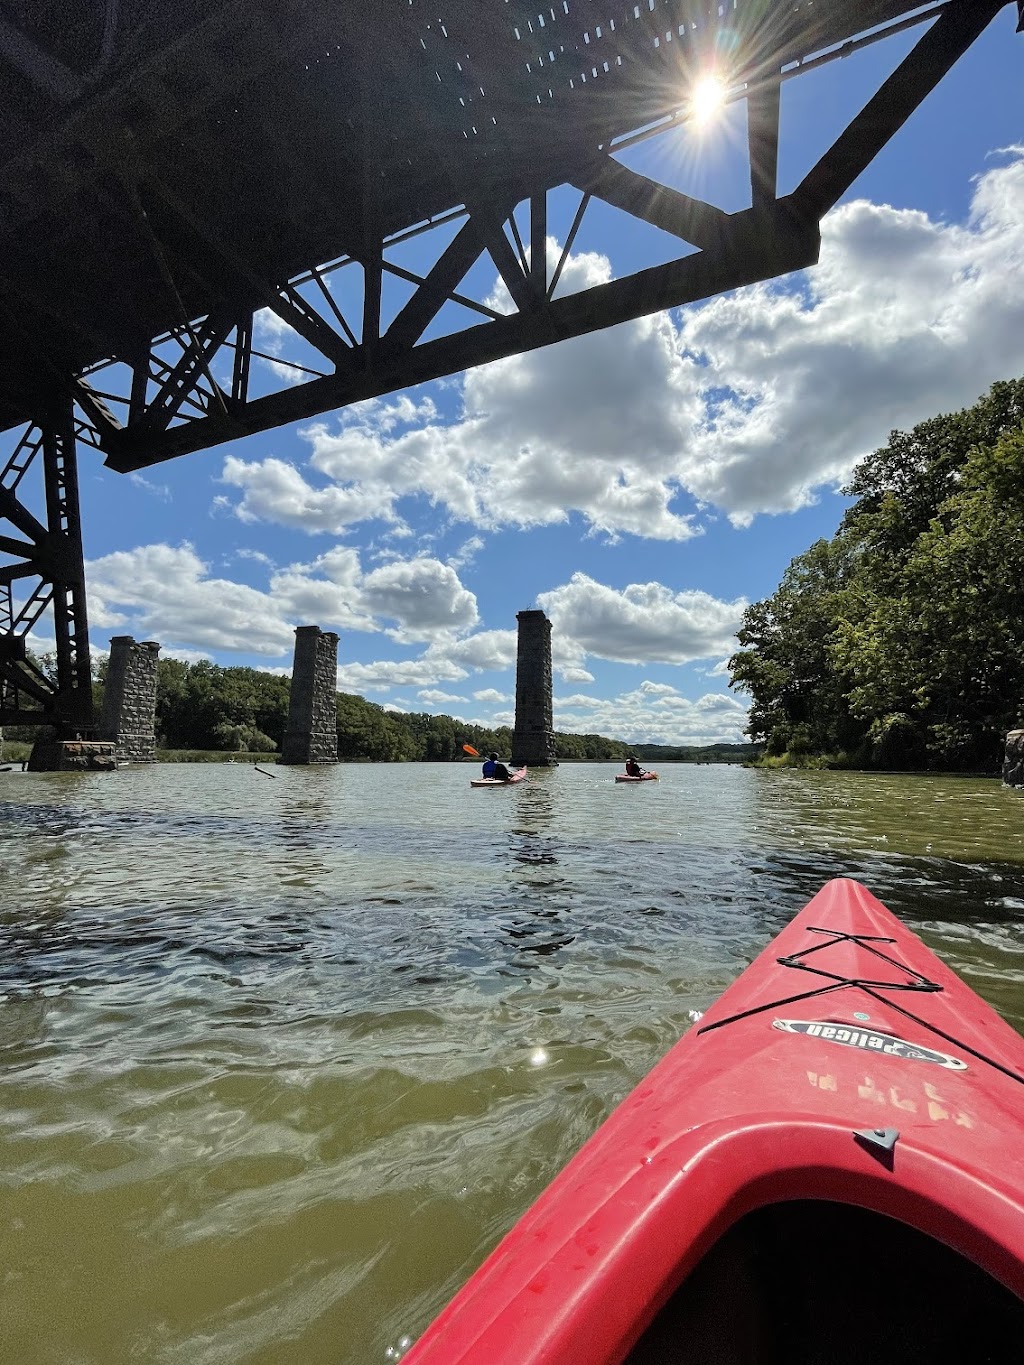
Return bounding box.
[281,626,339,765]
[100,636,160,762]
[1004,730,1024,789]
[511,609,557,767]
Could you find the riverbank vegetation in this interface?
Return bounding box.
[152,662,634,761]
[729,378,1024,773]
[2,658,756,765]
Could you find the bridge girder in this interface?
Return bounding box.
[0,0,1013,468]
[90,0,1009,471]
[0,400,94,733]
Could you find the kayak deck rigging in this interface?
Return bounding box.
[698,925,1024,1088]
[697,926,945,1031]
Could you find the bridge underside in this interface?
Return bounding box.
[0,0,1015,728]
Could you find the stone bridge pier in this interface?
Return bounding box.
[100,636,160,762]
[1004,730,1024,789]
[511,610,557,767]
[281,626,339,765]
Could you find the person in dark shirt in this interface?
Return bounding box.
[483,752,511,781]
[624,755,646,777]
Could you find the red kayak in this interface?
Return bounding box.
[405,878,1024,1362]
[614,772,658,783]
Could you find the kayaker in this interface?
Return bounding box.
[482,752,511,782]
[624,755,645,777]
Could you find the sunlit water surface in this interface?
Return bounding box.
[1,763,1023,1362]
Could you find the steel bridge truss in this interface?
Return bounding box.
[65,0,1009,473]
[0,397,94,732]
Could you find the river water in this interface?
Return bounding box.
[1,762,1022,1363]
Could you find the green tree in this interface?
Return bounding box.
[841,377,1024,561]
[729,537,859,755]
[152,659,289,750]
[729,377,1024,770]
[841,429,1024,768]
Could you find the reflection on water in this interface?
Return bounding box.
[1,762,1023,1362]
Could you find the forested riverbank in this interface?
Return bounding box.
[0,658,757,766]
[728,378,1024,774]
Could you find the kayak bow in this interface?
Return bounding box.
[404,878,1024,1363]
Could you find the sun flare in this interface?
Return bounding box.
[691,73,727,127]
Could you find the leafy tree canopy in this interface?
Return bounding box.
[729,377,1024,771]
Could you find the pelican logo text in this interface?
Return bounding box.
[773,1020,967,1070]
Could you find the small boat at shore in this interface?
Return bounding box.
[404,878,1024,1362]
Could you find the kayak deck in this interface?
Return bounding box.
[614,772,658,782]
[404,878,1024,1363]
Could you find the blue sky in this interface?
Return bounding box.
[12,10,1023,745]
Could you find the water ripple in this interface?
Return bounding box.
[1,763,1023,1361]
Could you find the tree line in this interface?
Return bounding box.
[153,659,635,760]
[152,662,754,762]
[5,654,752,763]
[728,378,1024,771]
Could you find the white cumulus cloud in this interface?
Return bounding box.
[85,543,480,657]
[86,543,295,655]
[555,684,749,746]
[538,573,746,665]
[677,148,1024,522]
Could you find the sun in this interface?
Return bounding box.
[691,73,727,128]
